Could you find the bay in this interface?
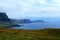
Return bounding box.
[12,22,60,30]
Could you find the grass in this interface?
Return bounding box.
[0,28,59,40]
[0,22,19,28]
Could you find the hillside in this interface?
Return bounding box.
[0,12,20,28]
[0,28,60,40]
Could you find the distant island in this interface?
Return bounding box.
[32,20,44,23]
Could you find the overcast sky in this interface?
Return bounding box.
[0,0,60,19]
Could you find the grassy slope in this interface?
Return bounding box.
[0,28,60,40]
[0,22,18,28]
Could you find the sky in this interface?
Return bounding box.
[0,0,60,19]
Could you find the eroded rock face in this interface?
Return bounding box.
[0,12,10,22]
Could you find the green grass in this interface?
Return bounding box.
[0,28,59,40]
[0,22,18,28]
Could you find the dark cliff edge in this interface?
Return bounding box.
[0,12,10,22]
[0,12,20,28]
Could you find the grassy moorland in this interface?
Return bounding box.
[0,28,59,40]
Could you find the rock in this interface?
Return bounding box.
[0,12,10,22]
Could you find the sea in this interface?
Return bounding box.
[12,21,60,30]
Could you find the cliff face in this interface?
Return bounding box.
[0,12,10,22]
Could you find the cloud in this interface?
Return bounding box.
[0,0,60,18]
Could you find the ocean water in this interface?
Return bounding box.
[12,22,60,30]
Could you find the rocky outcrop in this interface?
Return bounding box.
[0,12,10,22]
